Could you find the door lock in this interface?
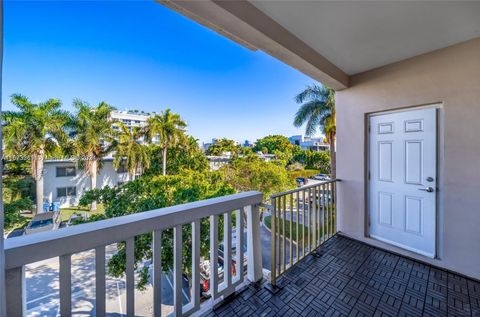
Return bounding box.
[418,186,434,193]
[426,177,434,182]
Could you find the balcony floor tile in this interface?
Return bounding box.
[206,235,480,317]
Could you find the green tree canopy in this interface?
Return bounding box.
[220,156,295,198]
[252,135,293,154]
[145,136,209,175]
[294,84,336,177]
[113,124,150,180]
[292,150,330,173]
[79,170,234,289]
[3,175,34,231]
[145,109,187,176]
[70,100,116,210]
[206,138,240,156]
[2,94,71,213]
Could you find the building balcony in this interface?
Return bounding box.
[4,180,480,316]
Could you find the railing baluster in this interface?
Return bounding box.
[277,197,283,275]
[271,198,277,285]
[210,215,219,299]
[192,220,200,311]
[302,189,306,259]
[173,225,183,316]
[282,194,286,273]
[153,230,162,317]
[318,186,322,247]
[60,254,72,317]
[322,183,326,243]
[236,208,244,283]
[289,193,293,268]
[319,185,322,244]
[333,181,337,234]
[95,246,106,317]
[224,212,232,287]
[308,188,312,253]
[6,266,25,317]
[312,186,317,250]
[126,238,135,317]
[329,183,333,238]
[246,203,263,282]
[296,191,299,262]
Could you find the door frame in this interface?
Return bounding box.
[365,103,443,259]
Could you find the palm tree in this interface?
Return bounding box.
[113,123,150,181]
[3,94,70,213]
[71,100,115,210]
[294,84,336,177]
[145,109,187,175]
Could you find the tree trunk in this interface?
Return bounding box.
[162,147,167,176]
[90,159,98,211]
[329,133,336,178]
[35,150,45,214]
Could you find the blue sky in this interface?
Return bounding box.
[3,1,318,143]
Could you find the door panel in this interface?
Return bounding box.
[369,107,437,257]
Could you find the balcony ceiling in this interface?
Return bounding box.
[250,1,480,75]
[161,0,480,89]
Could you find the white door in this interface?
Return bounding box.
[369,107,437,257]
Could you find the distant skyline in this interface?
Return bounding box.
[2,1,321,143]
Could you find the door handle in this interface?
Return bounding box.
[418,186,434,193]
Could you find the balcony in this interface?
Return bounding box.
[4,180,480,316]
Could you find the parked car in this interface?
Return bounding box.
[295,177,309,187]
[311,173,330,181]
[199,248,248,299]
[67,213,85,226]
[24,211,60,235]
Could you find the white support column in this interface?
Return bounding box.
[245,204,263,282]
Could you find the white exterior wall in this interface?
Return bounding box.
[289,135,329,151]
[43,160,130,208]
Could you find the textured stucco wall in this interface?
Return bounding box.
[336,38,480,279]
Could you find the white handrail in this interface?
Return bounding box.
[5,191,262,269]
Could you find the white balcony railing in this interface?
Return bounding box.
[4,191,264,316]
[269,179,338,286]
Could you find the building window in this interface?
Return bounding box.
[56,166,76,177]
[116,162,128,173]
[57,186,76,197]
